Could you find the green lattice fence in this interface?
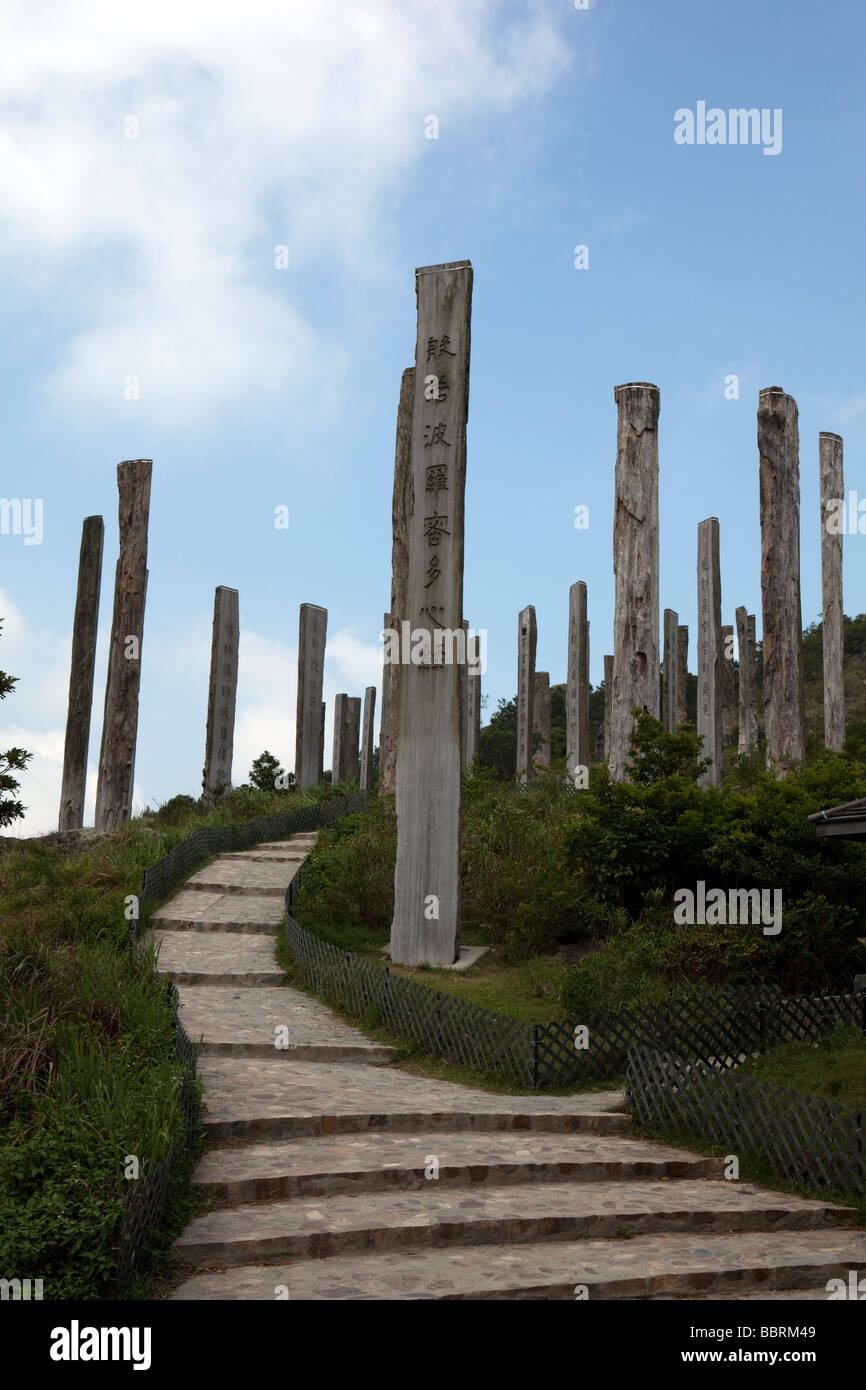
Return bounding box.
[626,1045,866,1202]
[284,906,534,1084]
[114,985,201,1293]
[286,854,866,1090]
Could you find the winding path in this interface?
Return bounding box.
[147,833,866,1300]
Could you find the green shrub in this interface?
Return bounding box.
[288,718,866,1001]
[293,800,397,950]
[153,794,200,825]
[0,1107,123,1299]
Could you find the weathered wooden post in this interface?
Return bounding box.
[380,613,391,786]
[59,516,104,830]
[381,367,414,798]
[758,387,805,773]
[332,694,361,784]
[747,612,759,745]
[735,605,754,754]
[747,613,757,676]
[94,460,151,831]
[332,694,347,782]
[459,619,470,773]
[567,581,590,778]
[359,686,376,791]
[318,701,325,781]
[202,586,239,803]
[603,654,613,759]
[820,431,845,751]
[662,608,679,734]
[720,622,737,745]
[677,625,689,728]
[347,697,361,783]
[533,672,551,770]
[466,635,481,767]
[391,260,472,967]
[294,603,327,790]
[516,605,537,785]
[697,518,723,788]
[609,383,660,780]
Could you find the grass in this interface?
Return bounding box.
[382,951,569,1024]
[290,923,571,1024]
[290,859,573,1024]
[0,782,339,1299]
[738,1024,866,1110]
[629,1115,866,1225]
[627,1024,866,1221]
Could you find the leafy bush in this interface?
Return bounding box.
[460,769,606,958]
[0,1108,124,1299]
[249,750,292,793]
[291,714,866,1003]
[0,618,32,827]
[292,801,397,951]
[294,771,610,962]
[153,793,200,824]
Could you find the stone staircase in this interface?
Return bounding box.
[151,832,866,1301]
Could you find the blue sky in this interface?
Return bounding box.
[2,0,865,833]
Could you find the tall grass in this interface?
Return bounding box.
[0,784,330,1297]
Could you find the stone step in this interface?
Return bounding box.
[150,890,284,933]
[257,839,318,849]
[218,852,306,864]
[194,1131,723,1205]
[185,860,293,897]
[200,1042,398,1062]
[145,930,284,985]
[169,1227,866,1300]
[204,1107,634,1143]
[172,1179,856,1268]
[196,1057,629,1141]
[176,986,397,1064]
[655,1287,836,1301]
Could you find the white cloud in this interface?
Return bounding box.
[0,589,71,724]
[234,625,383,780]
[0,1,569,427]
[0,724,63,838]
[326,627,383,693]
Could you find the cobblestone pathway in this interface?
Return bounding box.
[156,834,866,1300]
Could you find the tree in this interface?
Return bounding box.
[477,697,517,779]
[249,750,293,793]
[0,621,32,827]
[624,710,709,786]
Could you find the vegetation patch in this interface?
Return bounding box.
[293,716,866,1024]
[738,1024,866,1110]
[0,781,332,1298]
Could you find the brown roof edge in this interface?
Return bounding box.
[808,797,866,823]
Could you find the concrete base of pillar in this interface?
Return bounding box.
[381,944,490,971]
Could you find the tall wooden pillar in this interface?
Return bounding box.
[758,388,805,773]
[94,460,152,830]
[59,516,104,829]
[609,383,660,780]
